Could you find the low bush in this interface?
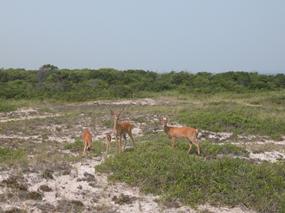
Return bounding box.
[0,99,17,112]
[0,147,26,164]
[97,136,285,213]
[178,103,285,139]
[1,68,285,101]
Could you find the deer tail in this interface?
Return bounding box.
[195,129,199,137]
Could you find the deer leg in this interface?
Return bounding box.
[105,136,108,153]
[115,135,120,153]
[171,137,176,148]
[106,134,112,154]
[188,143,192,154]
[105,142,108,154]
[194,143,200,155]
[191,137,200,155]
[107,142,110,153]
[105,138,109,154]
[119,135,123,152]
[87,141,91,151]
[83,143,87,155]
[128,131,135,148]
[122,133,127,150]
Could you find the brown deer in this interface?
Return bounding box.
[160,117,200,155]
[82,128,92,154]
[111,109,135,152]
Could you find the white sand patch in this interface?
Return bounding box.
[0,106,62,123]
[249,151,285,163]
[199,204,255,213]
[64,98,161,108]
[200,130,233,141]
[95,98,158,106]
[23,157,165,211]
[0,134,41,141]
[0,107,38,118]
[131,127,143,136]
[208,132,233,141]
[93,126,143,141]
[0,171,10,182]
[0,113,61,123]
[24,157,252,213]
[38,124,63,132]
[253,139,285,146]
[47,136,75,143]
[237,135,258,141]
[93,129,113,141]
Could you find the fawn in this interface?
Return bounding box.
[111,109,135,152]
[82,128,92,154]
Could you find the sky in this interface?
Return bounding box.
[0,0,284,73]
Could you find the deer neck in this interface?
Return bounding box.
[113,118,120,134]
[163,123,171,134]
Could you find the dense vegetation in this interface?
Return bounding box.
[97,134,285,213]
[178,97,285,139]
[0,65,284,101]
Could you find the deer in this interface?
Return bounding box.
[160,117,200,155]
[111,109,135,152]
[82,128,92,154]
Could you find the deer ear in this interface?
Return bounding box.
[162,117,168,122]
[119,108,125,115]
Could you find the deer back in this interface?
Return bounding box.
[168,126,198,139]
[117,121,134,133]
[82,129,92,143]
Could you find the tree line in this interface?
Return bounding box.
[0,65,284,101]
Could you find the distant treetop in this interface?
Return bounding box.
[39,64,58,72]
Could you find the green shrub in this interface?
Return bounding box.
[152,135,248,157]
[0,147,26,164]
[178,103,285,139]
[0,99,17,112]
[97,137,285,213]
[201,141,248,157]
[1,69,285,101]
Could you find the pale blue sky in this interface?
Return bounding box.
[0,0,284,73]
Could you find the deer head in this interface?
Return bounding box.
[110,108,125,133]
[110,108,125,121]
[160,117,168,126]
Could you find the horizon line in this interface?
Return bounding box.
[1,66,284,75]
